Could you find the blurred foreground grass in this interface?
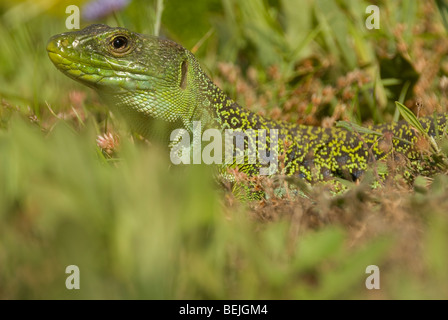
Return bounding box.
[2,111,448,299]
[1,0,448,299]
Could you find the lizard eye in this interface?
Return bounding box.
[113,36,127,49]
[109,35,131,55]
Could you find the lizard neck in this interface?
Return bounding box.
[99,90,185,143]
[195,68,282,133]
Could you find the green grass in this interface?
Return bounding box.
[1,0,448,299]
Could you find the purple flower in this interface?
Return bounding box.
[82,0,131,21]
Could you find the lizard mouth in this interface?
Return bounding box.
[47,37,109,88]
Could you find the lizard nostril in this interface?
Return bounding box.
[60,39,69,48]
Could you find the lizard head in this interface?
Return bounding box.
[47,24,192,92]
[47,24,207,127]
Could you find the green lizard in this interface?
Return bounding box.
[47,24,447,183]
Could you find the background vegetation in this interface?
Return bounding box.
[1,0,448,299]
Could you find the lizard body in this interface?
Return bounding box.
[47,24,447,182]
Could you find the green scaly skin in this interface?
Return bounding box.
[47,24,447,183]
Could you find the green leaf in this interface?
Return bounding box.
[336,120,383,136]
[394,101,428,138]
[336,120,413,145]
